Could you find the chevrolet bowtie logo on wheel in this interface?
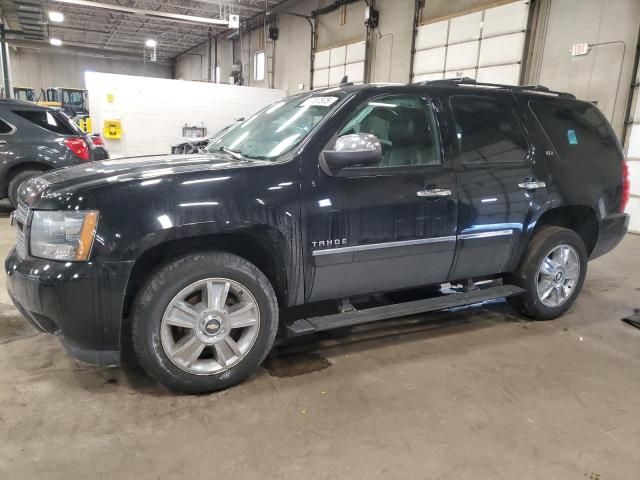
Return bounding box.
[204,319,221,335]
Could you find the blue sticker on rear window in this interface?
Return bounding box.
[567,128,578,145]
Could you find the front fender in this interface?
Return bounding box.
[82,161,303,303]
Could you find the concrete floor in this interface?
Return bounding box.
[0,199,639,480]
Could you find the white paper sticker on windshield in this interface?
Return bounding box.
[301,96,339,107]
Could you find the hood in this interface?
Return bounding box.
[20,153,268,205]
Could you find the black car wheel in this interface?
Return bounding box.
[508,226,588,320]
[8,169,42,207]
[131,251,279,394]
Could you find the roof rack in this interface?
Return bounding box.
[421,77,576,99]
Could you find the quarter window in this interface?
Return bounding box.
[0,119,13,134]
[529,100,619,165]
[336,95,442,168]
[451,96,528,164]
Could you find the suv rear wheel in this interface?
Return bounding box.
[8,169,43,207]
[508,226,587,320]
[131,251,279,394]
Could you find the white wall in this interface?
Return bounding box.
[174,43,209,82]
[85,72,285,157]
[528,0,640,137]
[10,48,172,92]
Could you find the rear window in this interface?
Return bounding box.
[13,109,78,135]
[529,100,619,163]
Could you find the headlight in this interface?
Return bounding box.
[30,210,99,261]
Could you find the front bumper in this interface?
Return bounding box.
[5,248,133,366]
[590,213,630,260]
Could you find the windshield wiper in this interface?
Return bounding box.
[219,146,244,161]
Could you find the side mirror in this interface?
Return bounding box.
[322,133,382,174]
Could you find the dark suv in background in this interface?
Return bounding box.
[5,79,630,393]
[0,99,108,206]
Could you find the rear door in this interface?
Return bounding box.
[443,92,550,279]
[303,92,458,302]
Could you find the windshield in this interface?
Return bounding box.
[208,92,346,160]
[63,90,84,107]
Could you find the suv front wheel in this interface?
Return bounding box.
[131,251,279,394]
[508,226,588,320]
[8,169,43,207]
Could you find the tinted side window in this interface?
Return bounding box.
[529,100,619,164]
[337,95,442,167]
[0,119,14,134]
[13,110,76,135]
[451,96,528,164]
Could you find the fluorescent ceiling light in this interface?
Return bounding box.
[49,38,63,46]
[145,39,157,48]
[51,0,229,26]
[48,11,64,22]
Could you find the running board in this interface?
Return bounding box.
[285,284,525,337]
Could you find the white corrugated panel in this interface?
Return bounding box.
[346,41,366,63]
[477,64,521,84]
[628,124,640,158]
[314,50,330,70]
[414,72,444,82]
[413,47,446,75]
[314,68,329,88]
[448,11,482,44]
[329,45,346,67]
[627,197,640,233]
[345,61,365,83]
[445,68,477,79]
[628,159,640,195]
[446,41,479,71]
[415,21,448,50]
[313,40,364,88]
[412,0,529,85]
[328,66,346,86]
[478,32,525,67]
[483,0,529,37]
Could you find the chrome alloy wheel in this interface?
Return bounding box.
[160,278,260,375]
[536,244,580,308]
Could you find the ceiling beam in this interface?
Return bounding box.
[50,0,231,27]
[187,0,277,13]
[49,24,208,45]
[7,37,175,65]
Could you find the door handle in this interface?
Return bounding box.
[416,188,452,198]
[518,179,546,190]
[0,140,7,145]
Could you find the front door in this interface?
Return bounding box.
[443,92,550,279]
[302,92,458,302]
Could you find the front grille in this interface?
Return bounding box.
[14,201,29,259]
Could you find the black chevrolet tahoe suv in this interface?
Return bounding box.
[6,79,630,393]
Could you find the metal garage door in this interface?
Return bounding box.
[412,0,530,85]
[625,79,640,234]
[313,40,366,89]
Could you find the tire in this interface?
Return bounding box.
[8,169,43,207]
[507,226,587,320]
[131,251,279,394]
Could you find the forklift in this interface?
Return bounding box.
[13,87,38,102]
[39,87,89,118]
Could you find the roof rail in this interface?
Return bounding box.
[421,77,576,99]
